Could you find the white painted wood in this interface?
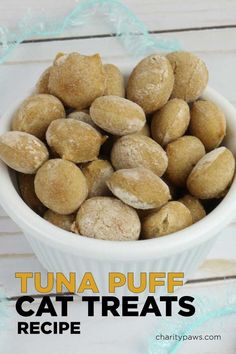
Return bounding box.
[1,29,236,109]
[0,0,235,35]
[1,226,235,297]
[0,233,32,255]
[0,2,236,352]
[1,281,235,354]
[0,27,236,295]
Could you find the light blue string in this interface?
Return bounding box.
[0,0,181,64]
[148,285,236,354]
[170,305,236,354]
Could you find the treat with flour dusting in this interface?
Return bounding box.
[0,131,49,174]
[190,100,226,151]
[90,95,146,135]
[73,197,141,241]
[127,54,174,113]
[151,98,190,146]
[46,118,105,163]
[48,52,106,110]
[187,147,235,199]
[142,201,193,238]
[35,159,88,215]
[103,64,125,97]
[178,195,206,223]
[12,94,65,139]
[44,210,75,232]
[35,67,51,94]
[81,159,114,198]
[166,51,208,102]
[166,135,206,187]
[106,167,171,210]
[0,50,234,239]
[111,134,168,177]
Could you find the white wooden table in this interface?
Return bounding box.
[0,1,236,353]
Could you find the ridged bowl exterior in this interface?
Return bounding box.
[25,233,216,299]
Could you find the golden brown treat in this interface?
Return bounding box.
[103,64,125,97]
[127,54,174,113]
[67,110,91,121]
[137,208,161,220]
[90,95,146,135]
[187,147,235,199]
[48,52,106,110]
[67,110,99,130]
[0,131,49,174]
[73,197,140,241]
[81,159,114,197]
[166,135,206,187]
[35,159,88,215]
[151,98,190,146]
[112,123,150,143]
[12,94,65,139]
[111,134,168,176]
[166,51,208,102]
[67,110,103,135]
[106,167,171,210]
[35,67,51,94]
[190,100,226,151]
[46,119,105,163]
[178,194,206,223]
[113,123,150,141]
[44,210,75,231]
[53,52,65,63]
[18,174,46,215]
[134,123,150,137]
[142,201,192,238]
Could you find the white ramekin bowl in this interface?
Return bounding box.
[1,65,236,298]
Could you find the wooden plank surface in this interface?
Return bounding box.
[0,0,236,34]
[1,281,236,354]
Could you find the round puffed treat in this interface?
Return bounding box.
[35,67,51,94]
[106,167,171,210]
[18,174,46,215]
[48,52,106,110]
[90,96,146,135]
[133,123,150,137]
[34,159,88,215]
[73,197,140,241]
[111,134,168,177]
[187,147,235,199]
[81,159,114,197]
[178,194,206,223]
[151,98,190,146]
[46,119,105,163]
[142,201,192,238]
[0,131,49,174]
[166,135,206,187]
[67,110,99,130]
[166,51,208,102]
[44,210,75,231]
[127,54,174,113]
[12,94,65,139]
[190,100,226,151]
[103,64,125,97]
